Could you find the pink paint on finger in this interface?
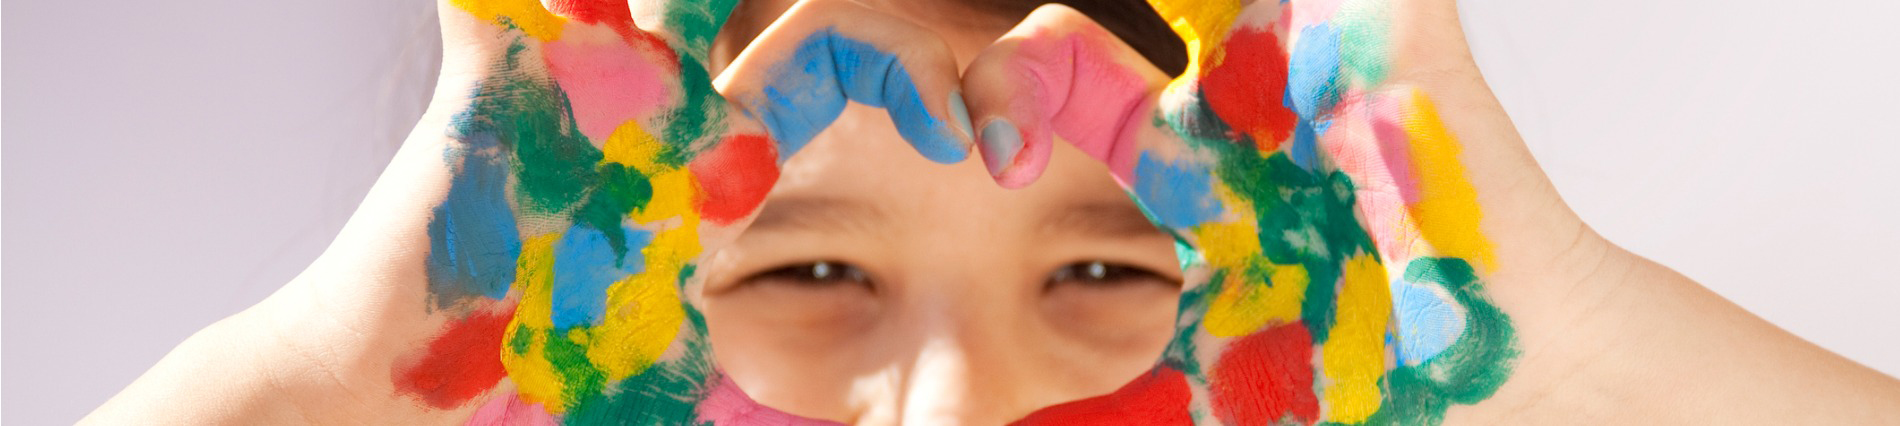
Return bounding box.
[995,30,1156,185]
[543,32,677,142]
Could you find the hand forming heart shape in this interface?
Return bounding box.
[392,0,1520,424]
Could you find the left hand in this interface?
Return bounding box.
[957,2,1521,424]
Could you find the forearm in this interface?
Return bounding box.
[83,103,491,424]
[1498,248,1900,423]
[82,310,304,424]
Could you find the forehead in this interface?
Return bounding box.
[764,103,1144,234]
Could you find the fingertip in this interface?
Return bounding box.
[949,89,975,145]
[901,88,976,165]
[979,118,1022,177]
[978,117,1053,189]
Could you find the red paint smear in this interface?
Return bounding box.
[544,0,632,26]
[1010,367,1194,426]
[690,134,780,224]
[544,0,673,55]
[1200,27,1298,151]
[393,306,515,409]
[1210,323,1319,425]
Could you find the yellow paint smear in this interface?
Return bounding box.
[586,222,694,381]
[1401,89,1496,271]
[601,120,664,171]
[1321,254,1392,423]
[1148,0,1243,81]
[500,234,568,410]
[449,0,565,41]
[1205,262,1310,337]
[1190,189,1260,271]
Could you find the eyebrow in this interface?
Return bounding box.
[742,195,1166,239]
[1038,200,1170,240]
[742,196,888,234]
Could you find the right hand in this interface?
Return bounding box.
[385,0,973,423]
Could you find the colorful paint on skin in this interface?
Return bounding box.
[409,0,1517,423]
[1209,323,1318,425]
[1017,0,1519,424]
[425,130,522,307]
[1198,24,1298,149]
[1009,367,1195,425]
[697,376,847,425]
[744,28,970,164]
[392,305,516,409]
[689,134,780,225]
[467,392,559,426]
[1133,152,1223,230]
[399,0,750,422]
[983,29,1158,186]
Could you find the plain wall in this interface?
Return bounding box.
[4,0,1897,423]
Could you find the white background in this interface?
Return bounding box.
[4,0,1897,423]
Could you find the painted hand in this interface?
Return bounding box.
[959,2,1519,424]
[405,0,969,423]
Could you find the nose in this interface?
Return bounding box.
[883,273,1041,425]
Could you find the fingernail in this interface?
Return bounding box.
[979,118,1022,178]
[948,89,974,141]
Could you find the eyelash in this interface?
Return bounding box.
[743,260,1172,291]
[746,261,871,289]
[1047,261,1174,289]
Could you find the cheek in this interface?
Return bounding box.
[1040,285,1180,356]
[703,286,882,420]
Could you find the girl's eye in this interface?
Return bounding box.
[746,261,872,289]
[1046,261,1175,289]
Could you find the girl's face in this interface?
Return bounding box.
[697,2,1183,423]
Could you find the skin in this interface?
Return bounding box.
[83,0,1900,425]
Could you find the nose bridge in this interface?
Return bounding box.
[890,266,1029,425]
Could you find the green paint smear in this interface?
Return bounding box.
[1164,269,1222,378]
[658,54,727,168]
[571,162,654,262]
[1354,257,1520,425]
[1335,0,1393,87]
[661,0,740,64]
[563,304,716,425]
[509,324,534,356]
[543,328,607,406]
[1202,140,1377,344]
[455,38,604,216]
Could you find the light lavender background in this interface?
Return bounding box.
[4,0,1897,423]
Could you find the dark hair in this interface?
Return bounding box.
[964,0,1187,76]
[716,0,1188,77]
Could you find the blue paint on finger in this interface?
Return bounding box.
[551,222,654,329]
[752,28,968,164]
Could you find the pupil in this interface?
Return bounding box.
[1085,261,1108,280]
[812,262,834,280]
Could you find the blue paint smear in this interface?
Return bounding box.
[1287,23,1342,120]
[425,131,523,306]
[551,223,655,329]
[1133,152,1222,229]
[753,28,967,164]
[1290,120,1320,172]
[1392,276,1466,365]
